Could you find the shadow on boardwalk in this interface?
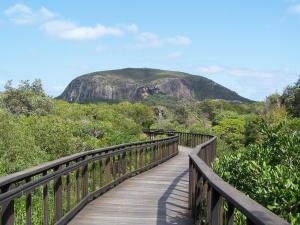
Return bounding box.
[157,169,193,225]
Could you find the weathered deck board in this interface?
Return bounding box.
[68,146,193,225]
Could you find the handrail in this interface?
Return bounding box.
[0,130,290,225]
[0,135,180,225]
[145,129,290,225]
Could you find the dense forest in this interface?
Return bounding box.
[0,78,299,224]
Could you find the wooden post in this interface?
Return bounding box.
[26,177,32,225]
[99,160,103,187]
[105,156,112,184]
[66,163,71,212]
[139,145,144,169]
[92,161,96,193]
[211,189,223,225]
[54,166,63,222]
[82,161,89,198]
[1,184,14,225]
[75,166,80,203]
[226,202,234,225]
[43,171,49,225]
[129,146,132,173]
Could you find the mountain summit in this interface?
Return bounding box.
[58,68,251,103]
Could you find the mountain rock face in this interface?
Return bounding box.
[58,68,251,103]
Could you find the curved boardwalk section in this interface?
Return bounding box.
[69,146,193,225]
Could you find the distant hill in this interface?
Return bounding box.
[57,68,251,103]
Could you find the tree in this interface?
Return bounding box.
[281,77,300,117]
[212,117,245,150]
[2,79,53,115]
[266,93,281,110]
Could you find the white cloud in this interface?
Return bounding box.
[135,32,191,48]
[196,65,275,79]
[124,24,139,33]
[4,3,191,46]
[4,3,32,15]
[290,3,300,14]
[4,3,56,25]
[41,20,123,40]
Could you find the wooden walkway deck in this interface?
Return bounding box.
[68,146,193,225]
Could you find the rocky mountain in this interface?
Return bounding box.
[58,68,251,103]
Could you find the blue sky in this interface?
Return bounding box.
[0,1,300,100]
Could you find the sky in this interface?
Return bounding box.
[0,1,300,101]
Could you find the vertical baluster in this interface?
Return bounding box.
[188,159,192,210]
[247,218,255,225]
[66,163,71,213]
[92,161,96,193]
[26,178,32,225]
[226,202,234,225]
[54,166,62,222]
[195,171,202,223]
[99,159,103,187]
[211,189,223,225]
[144,144,147,165]
[160,142,163,160]
[162,141,165,159]
[113,155,117,180]
[105,155,111,184]
[139,145,144,169]
[151,143,155,164]
[129,146,133,173]
[207,184,212,225]
[122,151,126,175]
[1,184,14,225]
[193,166,198,219]
[43,171,48,225]
[135,145,138,171]
[82,160,88,198]
[75,164,80,203]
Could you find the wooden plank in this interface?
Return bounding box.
[69,146,193,225]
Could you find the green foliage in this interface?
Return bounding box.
[114,102,154,128]
[0,81,155,176]
[214,120,300,224]
[0,110,45,174]
[174,106,189,124]
[212,110,240,126]
[212,117,245,150]
[281,77,300,117]
[2,79,53,116]
[244,114,260,146]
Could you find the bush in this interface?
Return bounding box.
[212,117,245,150]
[281,78,300,117]
[0,110,45,175]
[2,80,53,116]
[214,120,300,224]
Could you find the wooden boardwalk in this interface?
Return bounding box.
[68,146,193,225]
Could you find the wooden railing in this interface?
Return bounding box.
[145,129,290,225]
[0,129,291,225]
[0,136,179,225]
